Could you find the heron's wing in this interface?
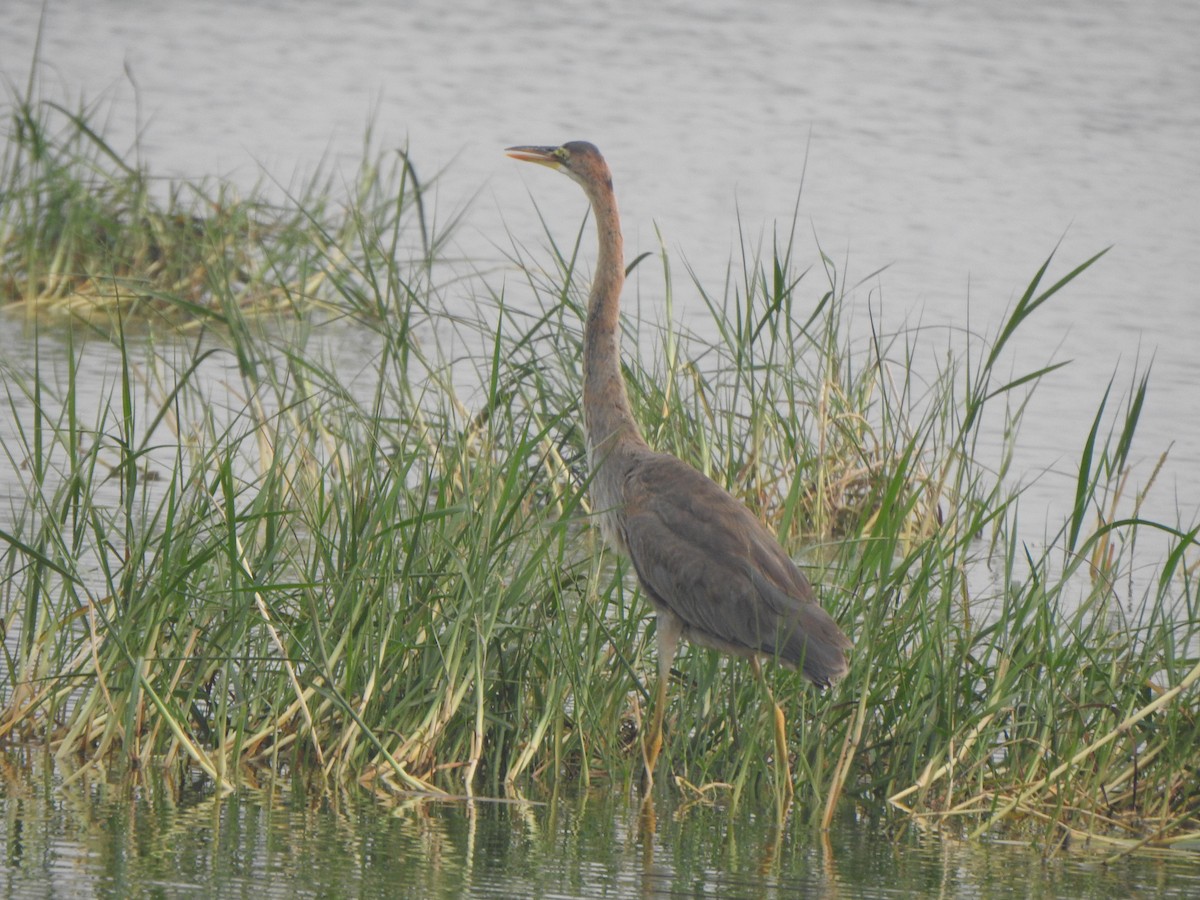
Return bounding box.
[620,453,850,684]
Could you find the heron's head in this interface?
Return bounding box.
[506,141,611,193]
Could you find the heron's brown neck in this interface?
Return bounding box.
[583,177,646,458]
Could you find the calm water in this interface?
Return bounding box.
[4,0,1199,523]
[2,1,1199,894]
[3,751,1198,898]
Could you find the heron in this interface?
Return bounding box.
[506,141,851,792]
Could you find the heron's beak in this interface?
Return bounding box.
[505,145,561,168]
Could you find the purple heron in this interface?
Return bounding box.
[507,142,851,791]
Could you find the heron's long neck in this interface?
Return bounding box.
[583,181,645,458]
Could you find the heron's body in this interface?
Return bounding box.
[506,141,851,788]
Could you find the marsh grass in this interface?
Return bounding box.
[0,80,448,324]
[1,90,1197,858]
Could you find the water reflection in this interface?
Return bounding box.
[3,751,1197,897]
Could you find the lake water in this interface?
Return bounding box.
[2,0,1199,894]
[3,750,1199,898]
[3,0,1198,525]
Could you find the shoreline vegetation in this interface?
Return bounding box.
[1,88,1197,859]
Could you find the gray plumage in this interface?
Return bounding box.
[622,453,851,685]
[506,141,851,785]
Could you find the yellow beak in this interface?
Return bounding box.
[505,145,561,167]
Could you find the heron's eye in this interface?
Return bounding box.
[555,148,570,162]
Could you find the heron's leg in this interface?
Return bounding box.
[642,612,682,790]
[750,657,794,801]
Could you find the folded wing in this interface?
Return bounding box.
[620,453,851,686]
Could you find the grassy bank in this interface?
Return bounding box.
[1,92,1197,858]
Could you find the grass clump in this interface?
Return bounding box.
[0,84,443,323]
[0,87,1197,858]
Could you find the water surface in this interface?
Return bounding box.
[3,752,1197,898]
[3,0,1198,522]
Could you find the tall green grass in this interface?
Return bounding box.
[1,90,1197,857]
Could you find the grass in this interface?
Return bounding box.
[1,87,1198,859]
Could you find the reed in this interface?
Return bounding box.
[1,88,1196,857]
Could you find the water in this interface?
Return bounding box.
[2,1,1199,893]
[3,751,1197,898]
[3,0,1198,524]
